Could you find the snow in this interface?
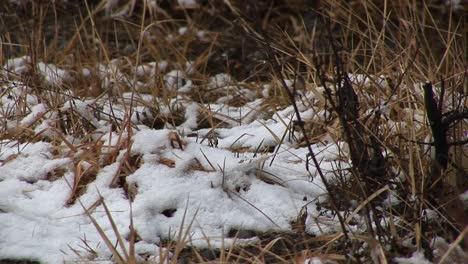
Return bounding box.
[3,55,30,75]
[164,70,193,92]
[209,73,233,87]
[0,104,330,263]
[136,61,168,77]
[177,0,198,8]
[37,62,72,86]
[395,251,432,264]
[304,257,324,264]
[20,104,48,127]
[1,57,328,262]
[1,81,39,112]
[0,95,332,263]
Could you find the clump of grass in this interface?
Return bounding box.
[240,0,467,261]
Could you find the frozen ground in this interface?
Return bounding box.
[0,57,351,263]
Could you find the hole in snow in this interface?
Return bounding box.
[161,208,177,217]
[234,185,250,192]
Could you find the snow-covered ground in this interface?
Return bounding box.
[2,0,467,262]
[1,55,466,264]
[0,57,351,263]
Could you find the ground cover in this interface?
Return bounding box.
[0,1,467,263]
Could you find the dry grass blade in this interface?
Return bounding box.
[127,202,137,264]
[79,196,126,264]
[345,185,389,224]
[199,148,217,172]
[256,119,282,145]
[438,226,468,264]
[257,237,288,262]
[170,200,200,262]
[227,189,281,229]
[100,196,131,263]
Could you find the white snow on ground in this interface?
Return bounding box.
[3,56,31,75]
[164,70,193,93]
[0,59,345,263]
[177,0,199,9]
[395,251,432,264]
[0,120,330,263]
[37,62,72,86]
